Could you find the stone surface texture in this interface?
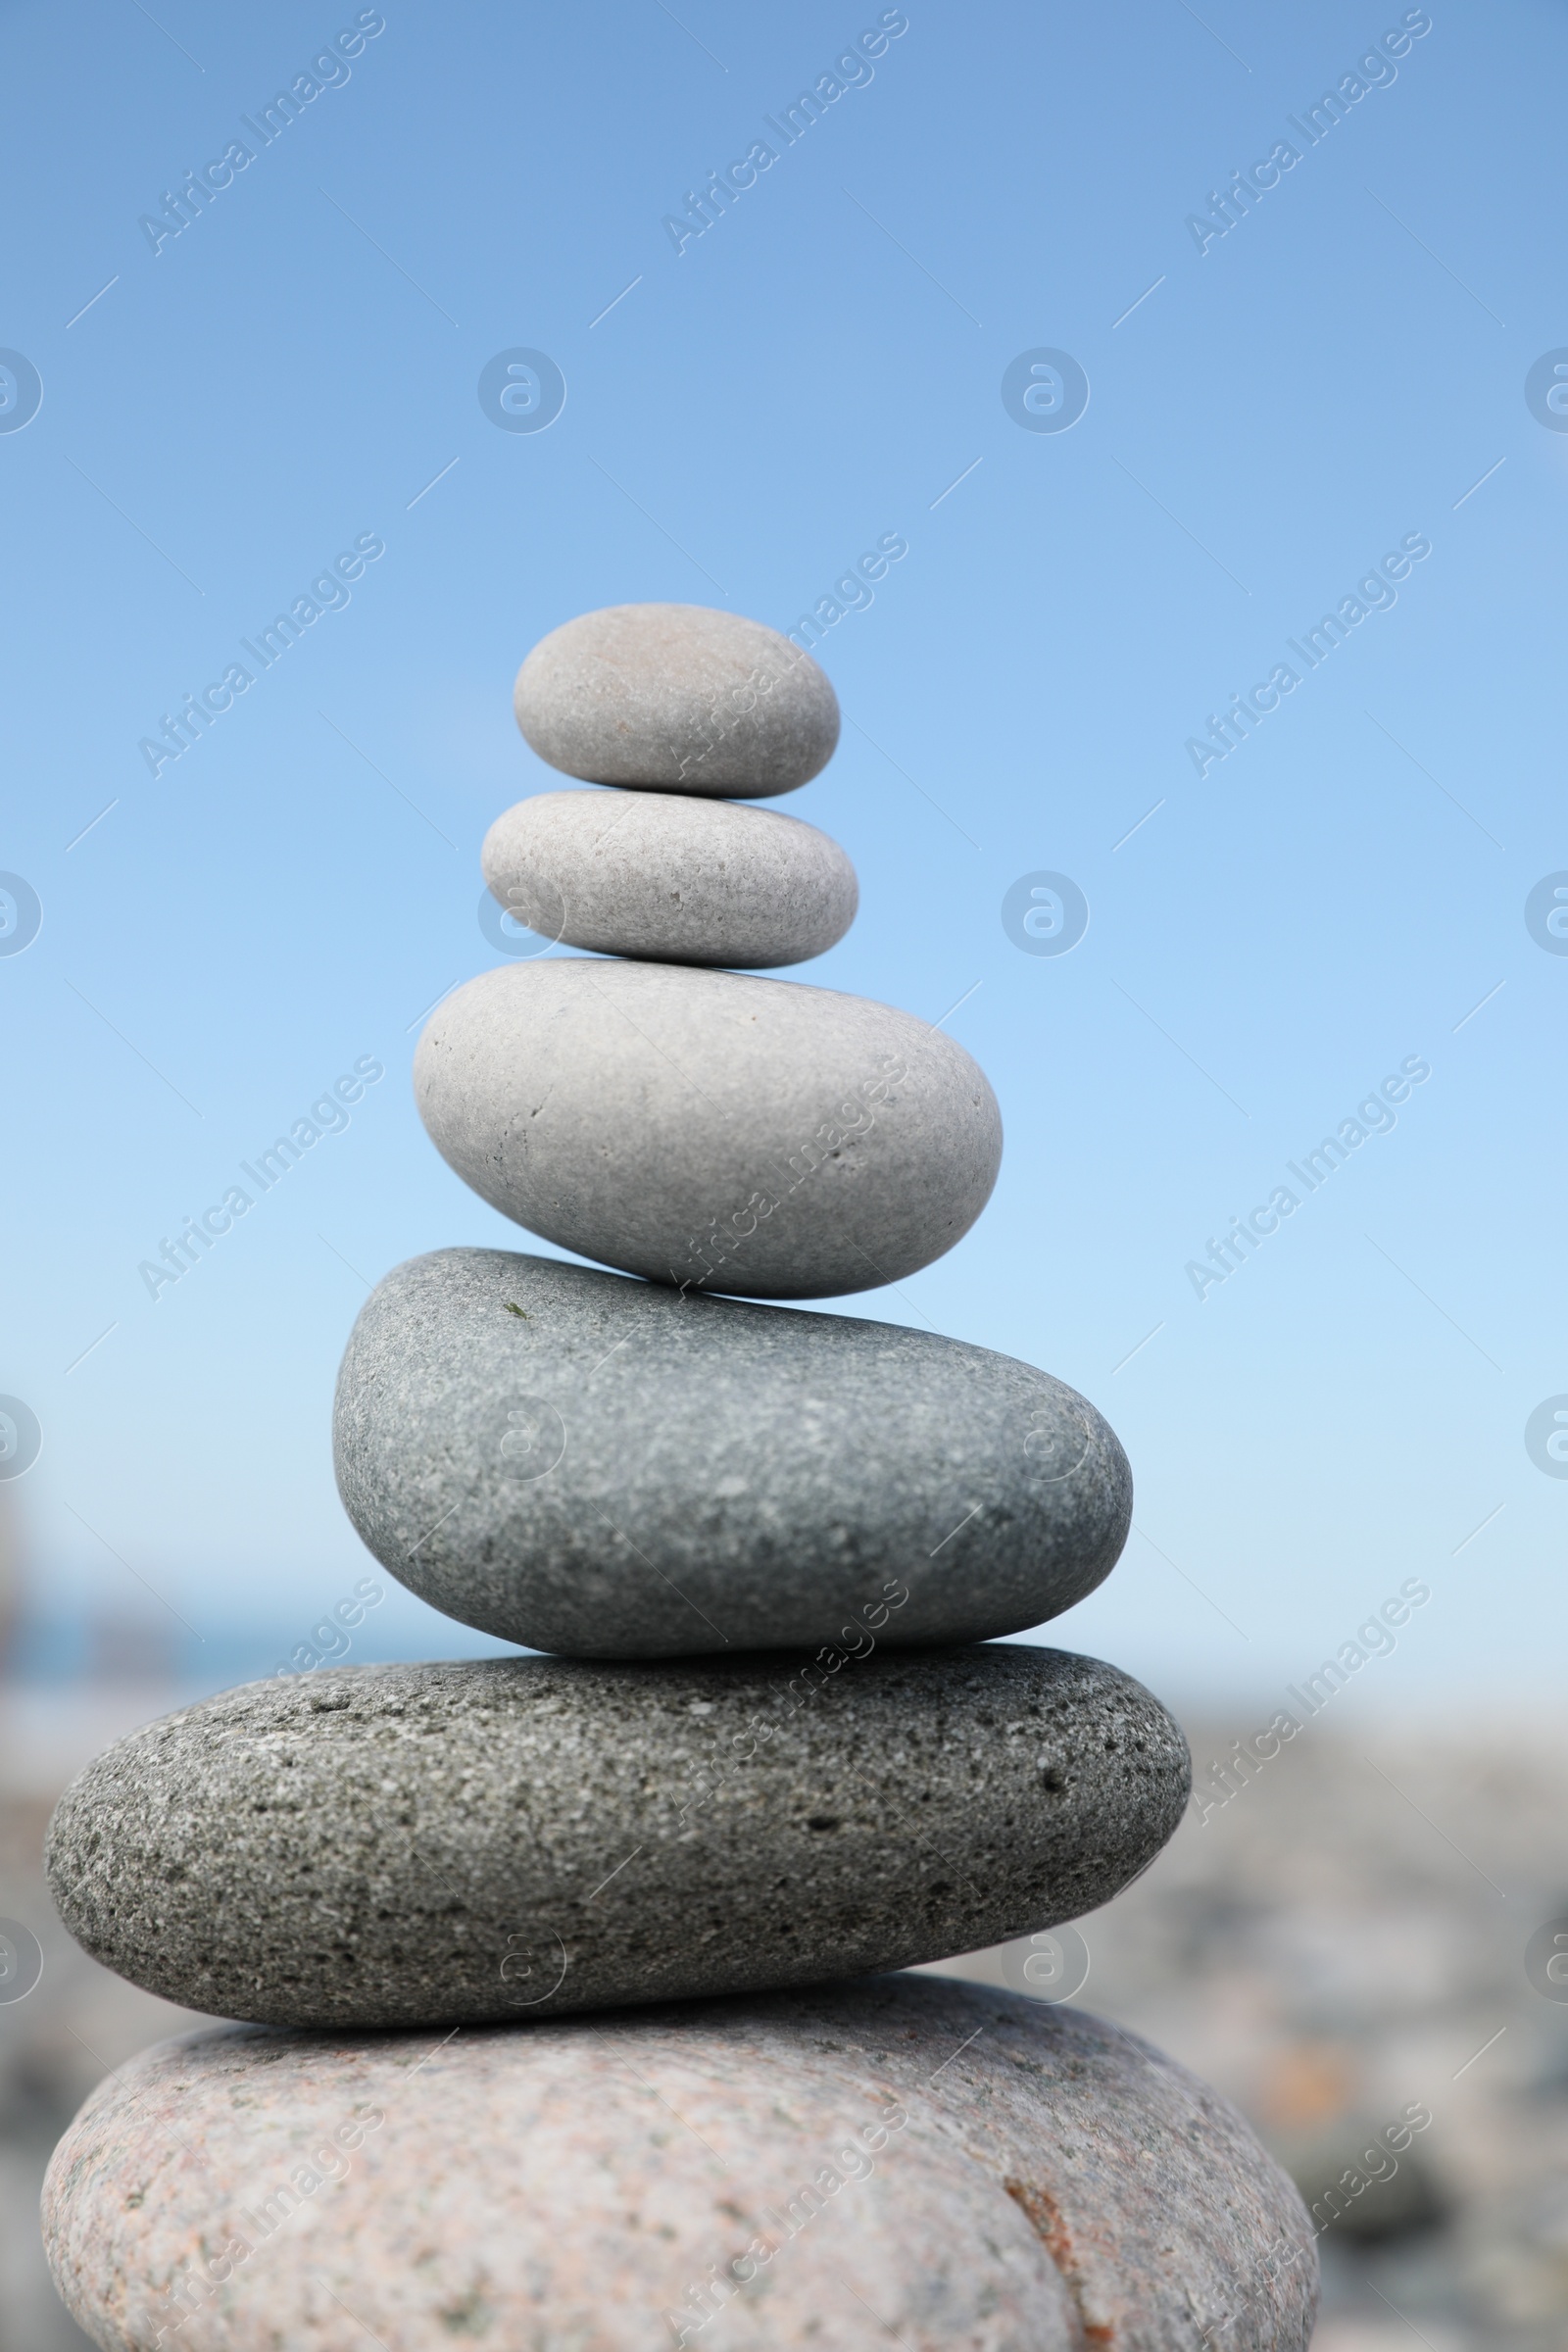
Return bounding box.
[333,1248,1132,1657]
[481,788,858,967]
[414,958,1003,1298]
[45,1649,1189,2029]
[43,1976,1317,2352]
[513,604,839,797]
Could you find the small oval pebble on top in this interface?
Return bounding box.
[483,790,858,967]
[514,604,840,797]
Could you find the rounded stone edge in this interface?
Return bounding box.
[40,1982,1316,2352]
[327,1246,1129,1659]
[410,960,1006,1300]
[40,1647,1193,2030]
[511,605,841,798]
[478,791,859,968]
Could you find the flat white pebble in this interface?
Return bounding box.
[482,789,858,966]
[513,604,840,797]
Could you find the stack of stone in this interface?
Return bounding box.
[40,607,1317,2350]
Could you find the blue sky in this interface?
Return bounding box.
[2,0,1563,1711]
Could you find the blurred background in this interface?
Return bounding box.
[2,1,1565,2342]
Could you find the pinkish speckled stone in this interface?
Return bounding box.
[44,1976,1316,2352]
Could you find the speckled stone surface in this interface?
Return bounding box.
[513,603,840,797]
[332,1249,1131,1657]
[42,1976,1317,2352]
[481,788,858,967]
[45,1649,1189,2029]
[414,958,1003,1298]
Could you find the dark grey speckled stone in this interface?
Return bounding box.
[332,1249,1132,1658]
[45,1647,1190,2030]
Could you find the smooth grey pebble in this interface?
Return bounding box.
[414,958,1002,1299]
[333,1248,1131,1658]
